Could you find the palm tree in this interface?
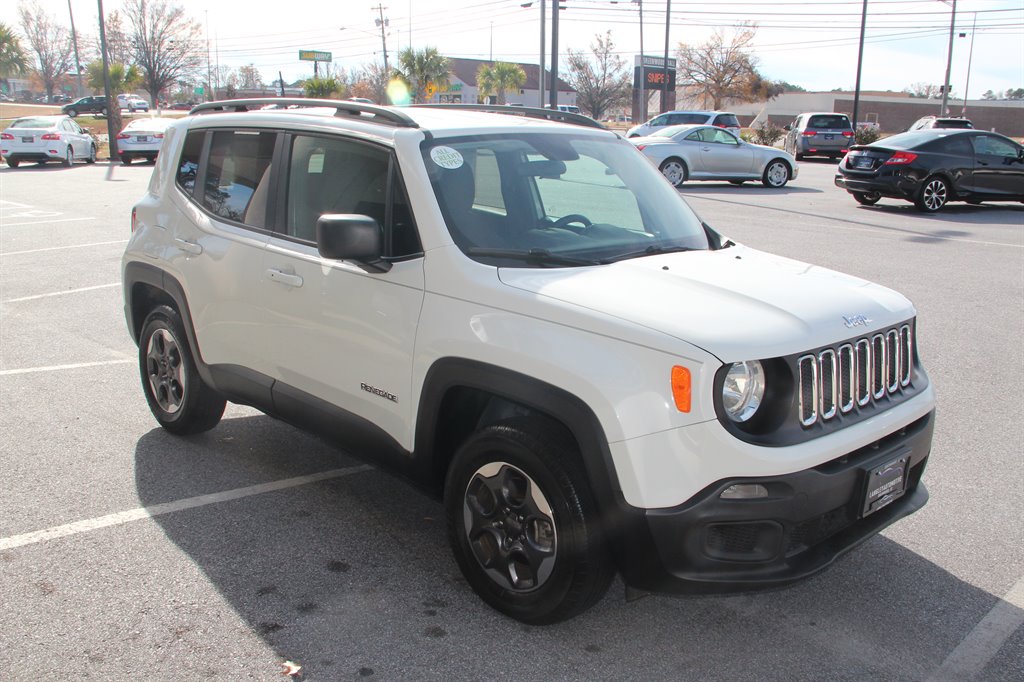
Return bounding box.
[0,22,30,94]
[477,62,526,105]
[395,47,450,104]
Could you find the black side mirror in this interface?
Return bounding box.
[784,124,792,131]
[316,214,390,272]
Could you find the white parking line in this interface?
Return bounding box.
[1,217,96,228]
[0,359,133,376]
[928,575,1024,681]
[1,239,128,256]
[3,282,120,303]
[0,466,373,551]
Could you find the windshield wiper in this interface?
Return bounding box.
[466,247,602,267]
[604,244,695,263]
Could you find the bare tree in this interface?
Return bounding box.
[676,23,779,109]
[237,64,262,90]
[903,82,942,99]
[17,1,74,100]
[122,0,203,106]
[565,32,631,121]
[102,11,134,68]
[351,60,391,104]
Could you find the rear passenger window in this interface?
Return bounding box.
[807,115,851,130]
[202,130,276,226]
[176,130,204,194]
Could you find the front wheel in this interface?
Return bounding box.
[659,158,688,187]
[762,159,790,187]
[62,147,74,167]
[66,108,78,117]
[915,176,950,212]
[852,191,881,206]
[445,418,613,624]
[85,144,97,164]
[138,305,226,435]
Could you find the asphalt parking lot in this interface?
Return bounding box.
[1,158,1022,681]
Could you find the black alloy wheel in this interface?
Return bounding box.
[445,417,613,624]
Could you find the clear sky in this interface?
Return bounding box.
[27,0,1024,98]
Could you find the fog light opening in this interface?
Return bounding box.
[720,483,769,500]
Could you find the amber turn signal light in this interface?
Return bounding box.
[671,366,691,413]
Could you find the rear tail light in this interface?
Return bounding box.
[131,207,138,233]
[154,133,164,139]
[801,131,817,137]
[1,133,13,140]
[714,123,727,128]
[884,151,918,165]
[41,133,61,140]
[842,131,854,137]
[117,132,130,139]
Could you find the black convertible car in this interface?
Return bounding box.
[835,129,1024,212]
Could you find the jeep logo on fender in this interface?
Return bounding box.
[843,314,872,328]
[361,382,398,403]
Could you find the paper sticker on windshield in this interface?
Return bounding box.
[430,146,464,170]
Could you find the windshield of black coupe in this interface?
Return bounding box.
[423,133,710,266]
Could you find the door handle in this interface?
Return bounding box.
[266,268,303,288]
[702,146,711,152]
[173,238,203,255]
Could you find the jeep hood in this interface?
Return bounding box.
[497,245,915,362]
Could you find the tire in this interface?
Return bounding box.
[85,145,97,164]
[659,158,688,187]
[852,191,881,206]
[914,176,950,212]
[100,107,109,117]
[762,159,790,188]
[6,159,19,168]
[138,305,226,435]
[62,147,74,167]
[121,155,132,165]
[795,152,804,161]
[444,417,614,624]
[66,108,78,117]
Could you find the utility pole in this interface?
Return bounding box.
[67,0,84,98]
[661,0,671,113]
[940,0,957,115]
[549,0,560,108]
[852,0,868,132]
[96,0,117,160]
[205,10,213,102]
[373,5,390,74]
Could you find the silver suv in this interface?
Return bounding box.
[122,99,935,623]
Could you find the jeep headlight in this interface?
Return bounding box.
[722,360,765,422]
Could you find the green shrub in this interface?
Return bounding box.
[752,121,785,147]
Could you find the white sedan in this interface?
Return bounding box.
[630,124,798,188]
[116,117,175,165]
[1,115,97,168]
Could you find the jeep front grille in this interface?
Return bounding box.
[798,325,912,427]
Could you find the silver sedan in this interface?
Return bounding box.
[630,124,798,188]
[1,115,96,168]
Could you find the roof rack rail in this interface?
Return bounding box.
[187,98,419,128]
[411,103,606,130]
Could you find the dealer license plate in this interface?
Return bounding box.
[136,135,149,142]
[853,156,873,169]
[862,454,910,516]
[22,136,33,143]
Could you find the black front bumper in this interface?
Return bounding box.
[614,410,934,594]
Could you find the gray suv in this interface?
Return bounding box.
[784,112,854,160]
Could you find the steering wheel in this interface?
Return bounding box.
[552,214,593,232]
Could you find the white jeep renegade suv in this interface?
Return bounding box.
[122,99,935,624]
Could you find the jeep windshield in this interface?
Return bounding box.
[422,133,710,267]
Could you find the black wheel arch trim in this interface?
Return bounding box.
[415,357,657,581]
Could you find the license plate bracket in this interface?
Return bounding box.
[854,156,873,169]
[862,452,910,516]
[136,135,149,142]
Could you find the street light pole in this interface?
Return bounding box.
[852,0,868,131]
[637,0,644,121]
[550,0,560,108]
[67,0,84,98]
[961,12,976,116]
[940,0,957,115]
[661,0,671,113]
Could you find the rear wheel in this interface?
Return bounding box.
[762,160,790,188]
[915,176,950,212]
[659,158,688,187]
[852,191,881,206]
[139,305,226,435]
[121,155,132,165]
[445,417,613,624]
[6,159,19,168]
[66,108,78,117]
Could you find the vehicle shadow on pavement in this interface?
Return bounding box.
[678,184,823,195]
[135,415,1019,681]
